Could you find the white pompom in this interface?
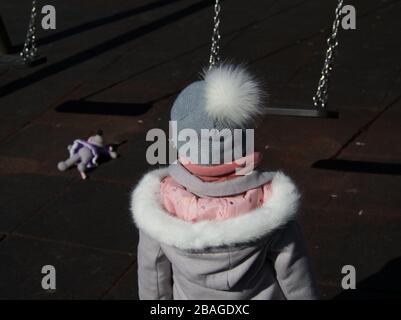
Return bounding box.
[203,64,265,127]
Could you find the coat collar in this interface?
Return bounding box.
[130,168,300,250]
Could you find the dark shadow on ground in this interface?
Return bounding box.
[55,87,180,117]
[334,257,401,299]
[19,0,183,48]
[312,159,401,175]
[56,100,151,116]
[0,0,213,98]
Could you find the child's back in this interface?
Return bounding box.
[131,65,319,300]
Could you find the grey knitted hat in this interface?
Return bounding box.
[170,64,265,165]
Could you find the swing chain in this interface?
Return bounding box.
[208,0,221,70]
[313,0,344,109]
[20,0,39,63]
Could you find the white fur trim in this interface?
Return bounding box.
[203,64,264,127]
[130,169,300,250]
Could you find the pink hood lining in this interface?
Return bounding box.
[160,176,273,223]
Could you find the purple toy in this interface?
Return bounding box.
[57,130,118,180]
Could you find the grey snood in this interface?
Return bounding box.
[168,162,274,197]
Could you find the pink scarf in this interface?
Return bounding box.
[180,152,262,182]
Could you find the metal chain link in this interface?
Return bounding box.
[20,0,38,63]
[208,0,221,70]
[313,0,344,108]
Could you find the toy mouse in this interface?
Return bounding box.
[57,130,118,180]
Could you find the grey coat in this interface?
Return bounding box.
[131,169,319,300]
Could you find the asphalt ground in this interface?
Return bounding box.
[0,0,400,299]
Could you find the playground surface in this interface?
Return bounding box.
[0,0,400,299]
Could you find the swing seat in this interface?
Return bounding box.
[0,54,22,65]
[264,106,339,119]
[0,54,46,67]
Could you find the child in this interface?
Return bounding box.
[131,64,319,300]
